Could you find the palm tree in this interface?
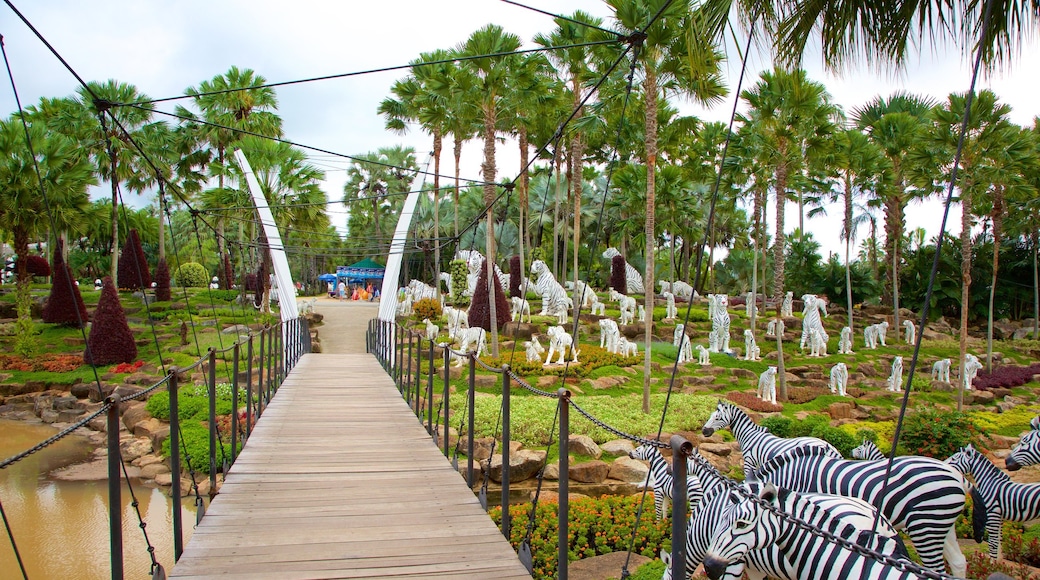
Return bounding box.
[607,0,726,412]
[343,146,419,257]
[740,67,837,401]
[924,90,1020,409]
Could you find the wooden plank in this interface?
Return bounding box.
[170,353,529,579]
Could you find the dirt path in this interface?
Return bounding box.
[310,296,380,354]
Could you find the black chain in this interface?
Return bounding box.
[0,403,111,469]
[119,448,163,575]
[567,399,667,449]
[505,370,559,399]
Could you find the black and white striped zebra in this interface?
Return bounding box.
[702,483,921,580]
[1006,416,1040,471]
[629,445,703,521]
[947,443,1040,559]
[751,445,968,576]
[851,439,886,461]
[701,400,842,473]
[662,456,903,580]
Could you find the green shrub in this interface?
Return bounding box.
[413,297,443,322]
[809,424,858,457]
[159,420,239,475]
[174,262,209,288]
[145,389,232,421]
[449,260,468,302]
[898,408,981,458]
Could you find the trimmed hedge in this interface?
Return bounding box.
[610,254,626,293]
[175,262,209,287]
[116,228,151,290]
[509,255,522,298]
[467,258,511,331]
[154,258,171,302]
[84,277,137,365]
[42,248,88,327]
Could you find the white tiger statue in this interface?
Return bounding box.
[529,260,570,323]
[887,355,904,392]
[781,291,794,317]
[798,294,828,351]
[743,329,760,361]
[838,326,854,354]
[709,294,731,353]
[602,247,644,294]
[830,362,849,396]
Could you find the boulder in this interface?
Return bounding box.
[971,390,996,404]
[542,462,559,481]
[700,442,733,457]
[474,375,497,388]
[600,439,635,456]
[568,460,610,483]
[858,363,878,377]
[568,434,602,459]
[1012,327,1034,340]
[53,396,79,410]
[484,449,546,483]
[70,383,94,400]
[56,408,86,423]
[608,456,650,483]
[827,403,853,420]
[121,402,151,432]
[120,437,153,463]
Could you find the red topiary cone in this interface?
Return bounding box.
[154,258,171,302]
[84,277,137,366]
[42,247,88,327]
[221,253,234,290]
[610,254,627,293]
[509,255,522,298]
[17,255,51,278]
[116,229,151,291]
[468,259,511,332]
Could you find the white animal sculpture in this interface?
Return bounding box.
[903,319,917,344]
[297,298,317,314]
[608,288,624,303]
[829,362,849,396]
[396,293,413,317]
[765,318,784,338]
[443,306,468,337]
[864,321,889,349]
[589,296,606,316]
[745,290,757,318]
[529,260,569,320]
[671,280,694,300]
[663,291,677,319]
[743,329,760,361]
[674,324,694,364]
[544,325,578,365]
[599,319,621,354]
[696,344,710,366]
[799,294,828,352]
[781,291,794,317]
[887,355,904,392]
[808,328,829,357]
[422,318,438,341]
[618,336,638,357]
[758,366,778,404]
[932,358,952,383]
[638,304,646,322]
[602,247,645,294]
[962,354,983,391]
[709,294,731,353]
[454,327,488,367]
[572,279,596,309]
[838,326,854,354]
[523,336,546,363]
[876,321,889,346]
[618,296,637,326]
[510,296,531,323]
[659,280,672,294]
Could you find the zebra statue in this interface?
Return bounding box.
[701,401,842,473]
[852,439,886,461]
[628,445,704,521]
[663,457,904,580]
[798,294,828,352]
[1006,416,1040,471]
[529,260,570,321]
[751,446,969,576]
[710,294,731,353]
[947,444,1040,559]
[702,483,920,580]
[602,247,645,294]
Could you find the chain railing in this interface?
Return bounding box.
[367,318,978,580]
[0,314,311,580]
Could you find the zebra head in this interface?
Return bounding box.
[702,483,777,580]
[702,401,735,437]
[629,444,656,462]
[851,439,883,461]
[1006,417,1040,471]
[946,444,981,476]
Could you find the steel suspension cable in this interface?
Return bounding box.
[118,449,164,578]
[0,495,27,580]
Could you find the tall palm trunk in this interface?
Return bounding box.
[642,68,658,414]
[844,176,854,332]
[432,132,442,299]
[109,152,119,285]
[157,181,166,263]
[453,135,462,239]
[985,186,1004,372]
[552,147,563,278]
[1034,221,1039,339]
[481,104,499,356]
[562,147,571,283]
[572,137,584,295]
[518,128,529,293]
[774,148,789,402]
[957,185,973,412]
[750,185,763,329]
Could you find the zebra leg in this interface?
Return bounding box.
[905,521,953,574]
[943,526,967,578]
[654,488,665,521]
[987,512,1003,560]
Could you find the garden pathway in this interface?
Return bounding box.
[169,299,531,579]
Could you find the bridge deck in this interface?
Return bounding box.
[170,353,530,579]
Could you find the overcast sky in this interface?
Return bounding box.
[1,0,1036,261]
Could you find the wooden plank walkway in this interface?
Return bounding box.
[170,353,531,579]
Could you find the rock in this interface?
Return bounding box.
[462,436,495,461]
[112,385,144,400]
[827,403,853,420]
[120,437,154,463]
[971,390,996,404]
[991,387,1012,399]
[700,442,733,457]
[137,461,169,479]
[40,409,59,423]
[533,490,590,503]
[542,462,559,480]
[70,383,94,399]
[568,434,602,459]
[484,449,546,483]
[132,454,165,468]
[730,368,756,380]
[537,376,558,389]
[600,439,635,456]
[568,460,610,483]
[56,408,86,423]
[858,363,878,377]
[1012,327,1034,340]
[1004,395,1027,406]
[608,456,649,483]
[931,380,955,392]
[222,324,251,335]
[53,396,79,410]
[121,402,151,432]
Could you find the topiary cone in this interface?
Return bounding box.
[42,247,88,327]
[467,259,511,332]
[117,228,151,290]
[154,258,171,302]
[84,277,137,366]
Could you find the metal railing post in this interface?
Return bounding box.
[169,368,183,560]
[393,322,400,386]
[207,348,217,497]
[442,344,450,458]
[670,435,693,580]
[232,342,240,463]
[266,324,274,400]
[257,327,266,415]
[467,354,475,487]
[245,337,254,435]
[501,365,511,540]
[427,340,435,435]
[558,388,571,580]
[404,330,412,395]
[106,395,123,580]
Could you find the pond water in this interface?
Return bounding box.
[0,420,195,579]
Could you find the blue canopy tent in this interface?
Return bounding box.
[317,273,337,283]
[336,258,385,284]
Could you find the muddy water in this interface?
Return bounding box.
[0,420,195,579]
